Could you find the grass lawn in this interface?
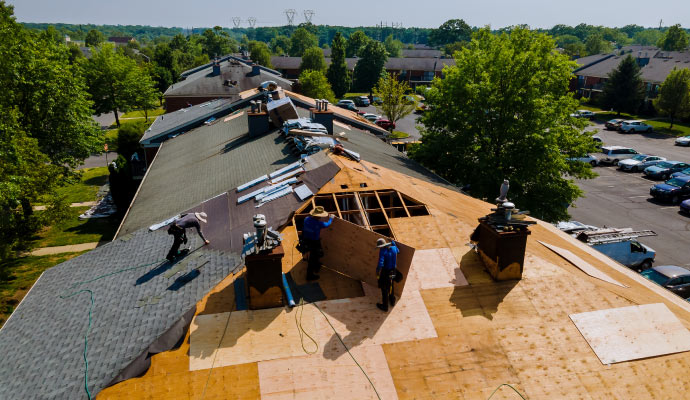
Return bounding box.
[389,131,410,139]
[55,167,109,204]
[32,207,119,248]
[342,92,368,100]
[0,251,87,328]
[121,107,165,119]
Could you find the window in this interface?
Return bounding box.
[292,189,430,238]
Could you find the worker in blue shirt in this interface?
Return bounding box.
[301,206,334,280]
[376,238,400,312]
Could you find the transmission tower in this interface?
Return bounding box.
[284,9,296,25]
[303,10,315,24]
[232,17,242,28]
[247,17,257,28]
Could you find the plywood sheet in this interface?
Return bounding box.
[320,218,415,297]
[388,215,448,250]
[257,345,398,400]
[404,248,468,293]
[189,290,436,370]
[570,303,690,364]
[539,241,627,288]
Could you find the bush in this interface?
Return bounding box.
[116,121,147,160]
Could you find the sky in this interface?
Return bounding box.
[8,0,690,30]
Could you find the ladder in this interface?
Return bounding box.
[576,229,657,245]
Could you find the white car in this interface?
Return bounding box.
[599,146,639,165]
[570,110,595,119]
[675,135,690,146]
[362,113,380,122]
[336,99,355,106]
[617,154,667,172]
[620,120,653,133]
[568,153,598,166]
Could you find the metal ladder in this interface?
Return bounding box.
[577,229,657,245]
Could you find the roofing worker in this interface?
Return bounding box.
[301,206,334,281]
[166,212,210,262]
[376,238,400,312]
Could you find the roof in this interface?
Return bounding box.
[99,151,690,399]
[641,57,690,84]
[270,56,455,72]
[575,55,626,78]
[164,58,292,98]
[573,53,614,69]
[322,48,442,58]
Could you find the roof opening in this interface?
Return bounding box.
[340,184,349,189]
[359,183,368,188]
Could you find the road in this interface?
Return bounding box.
[569,120,690,267]
[357,105,423,141]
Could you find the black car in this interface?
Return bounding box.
[641,265,690,299]
[650,175,690,204]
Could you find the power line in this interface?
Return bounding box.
[284,9,296,26]
[303,9,315,24]
[232,17,241,28]
[247,17,257,28]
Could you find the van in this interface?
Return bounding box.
[576,229,656,271]
[599,146,639,165]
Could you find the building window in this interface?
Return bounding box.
[423,71,434,81]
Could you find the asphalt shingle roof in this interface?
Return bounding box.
[641,58,690,83]
[0,228,240,399]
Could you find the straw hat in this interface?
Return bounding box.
[195,212,208,223]
[309,206,328,218]
[376,238,390,248]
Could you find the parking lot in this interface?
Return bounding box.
[355,104,423,141]
[570,120,690,267]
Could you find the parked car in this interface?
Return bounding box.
[599,146,639,165]
[375,118,395,130]
[362,113,380,122]
[352,96,370,106]
[650,175,690,204]
[641,265,690,298]
[578,234,655,271]
[675,135,690,146]
[570,110,595,119]
[592,135,603,148]
[567,153,598,166]
[336,101,359,113]
[644,161,690,180]
[680,199,690,214]
[671,167,690,178]
[605,119,625,130]
[556,221,598,235]
[620,120,653,133]
[617,154,666,172]
[370,96,383,105]
[337,99,355,107]
[404,95,416,104]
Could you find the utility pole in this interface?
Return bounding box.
[284,9,296,26]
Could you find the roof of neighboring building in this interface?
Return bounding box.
[641,57,690,83]
[573,53,614,69]
[322,48,442,58]
[620,45,659,55]
[108,36,134,43]
[164,59,292,98]
[270,56,455,72]
[575,55,627,78]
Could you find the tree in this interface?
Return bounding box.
[633,29,663,46]
[657,24,689,51]
[116,121,147,160]
[353,41,388,93]
[201,27,237,57]
[248,40,272,68]
[654,67,690,129]
[345,30,369,57]
[409,28,595,222]
[300,46,327,72]
[270,35,291,55]
[289,27,318,57]
[601,55,645,115]
[83,44,152,127]
[443,41,465,56]
[299,70,335,103]
[132,66,160,121]
[428,19,472,47]
[327,32,351,98]
[384,35,403,57]
[85,29,105,47]
[372,74,415,127]
[585,32,612,55]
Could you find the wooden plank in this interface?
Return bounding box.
[320,218,415,297]
[403,248,468,293]
[388,215,448,250]
[257,345,398,400]
[539,241,628,288]
[570,303,690,364]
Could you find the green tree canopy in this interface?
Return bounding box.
[443,41,466,56]
[327,32,351,98]
[85,29,105,47]
[353,41,387,93]
[270,35,291,55]
[428,19,472,47]
[248,40,272,68]
[300,46,327,72]
[601,55,645,115]
[289,27,318,57]
[409,28,595,222]
[654,67,690,129]
[585,32,612,55]
[633,29,663,46]
[657,24,689,51]
[384,35,403,57]
[372,74,415,125]
[345,30,369,57]
[299,70,335,103]
[201,27,237,57]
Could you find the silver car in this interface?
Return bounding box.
[618,154,666,172]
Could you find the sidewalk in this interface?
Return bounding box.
[30,242,102,256]
[33,201,97,211]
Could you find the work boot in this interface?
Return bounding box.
[389,295,396,307]
[376,303,388,312]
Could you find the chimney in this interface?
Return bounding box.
[248,100,269,137]
[310,99,334,134]
[212,58,221,76]
[247,64,261,77]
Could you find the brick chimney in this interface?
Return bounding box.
[247,64,261,77]
[248,101,270,137]
[211,58,221,76]
[310,100,334,134]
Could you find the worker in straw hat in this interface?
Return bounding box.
[166,212,210,262]
[301,206,334,280]
[375,238,400,312]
